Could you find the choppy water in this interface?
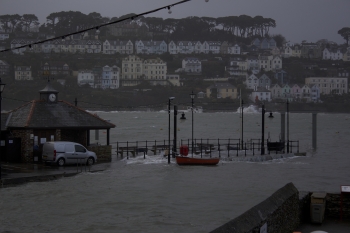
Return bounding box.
[1,110,350,233]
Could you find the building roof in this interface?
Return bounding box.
[3,100,115,129]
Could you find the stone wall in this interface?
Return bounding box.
[210,182,300,233]
[88,145,112,162]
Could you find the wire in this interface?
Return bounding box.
[0,0,192,53]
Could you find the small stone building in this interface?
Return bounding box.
[0,81,115,163]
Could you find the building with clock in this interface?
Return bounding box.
[0,81,115,163]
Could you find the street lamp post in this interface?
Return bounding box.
[241,99,244,150]
[190,91,195,156]
[168,97,174,164]
[0,78,6,180]
[173,105,178,158]
[261,103,265,155]
[286,99,289,153]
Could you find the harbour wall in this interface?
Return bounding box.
[211,183,350,233]
[210,182,300,233]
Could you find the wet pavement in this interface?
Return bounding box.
[0,161,111,187]
[1,162,350,232]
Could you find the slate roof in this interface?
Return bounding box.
[3,100,115,129]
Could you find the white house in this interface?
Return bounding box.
[193,41,202,54]
[246,74,259,89]
[228,44,241,55]
[250,86,271,102]
[168,41,177,54]
[247,56,259,74]
[282,44,293,58]
[177,41,195,54]
[101,65,120,89]
[201,41,210,54]
[77,70,94,87]
[322,48,343,60]
[301,84,311,102]
[271,56,282,70]
[182,57,201,73]
[270,84,282,99]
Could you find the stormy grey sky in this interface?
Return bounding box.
[1,0,349,44]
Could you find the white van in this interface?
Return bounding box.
[42,141,97,166]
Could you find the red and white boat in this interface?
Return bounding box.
[175,155,220,165]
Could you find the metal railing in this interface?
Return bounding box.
[113,139,300,159]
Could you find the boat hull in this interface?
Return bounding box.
[175,156,219,165]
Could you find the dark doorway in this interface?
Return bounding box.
[5,137,22,163]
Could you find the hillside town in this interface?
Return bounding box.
[0,13,350,107]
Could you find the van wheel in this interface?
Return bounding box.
[57,158,65,166]
[87,157,94,166]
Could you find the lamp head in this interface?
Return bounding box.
[169,97,175,100]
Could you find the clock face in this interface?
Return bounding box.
[49,94,56,102]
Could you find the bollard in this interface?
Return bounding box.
[228,139,230,157]
[297,140,299,153]
[146,140,148,155]
[200,139,203,158]
[253,142,255,156]
[154,140,157,155]
[218,139,220,158]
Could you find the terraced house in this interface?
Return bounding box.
[14,66,32,80]
[135,40,167,54]
[103,40,133,54]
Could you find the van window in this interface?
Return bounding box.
[65,144,74,153]
[75,145,86,153]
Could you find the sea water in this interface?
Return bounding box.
[1,111,350,233]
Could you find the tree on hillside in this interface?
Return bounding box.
[272,34,287,47]
[0,14,12,31]
[338,27,350,45]
[22,14,39,32]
